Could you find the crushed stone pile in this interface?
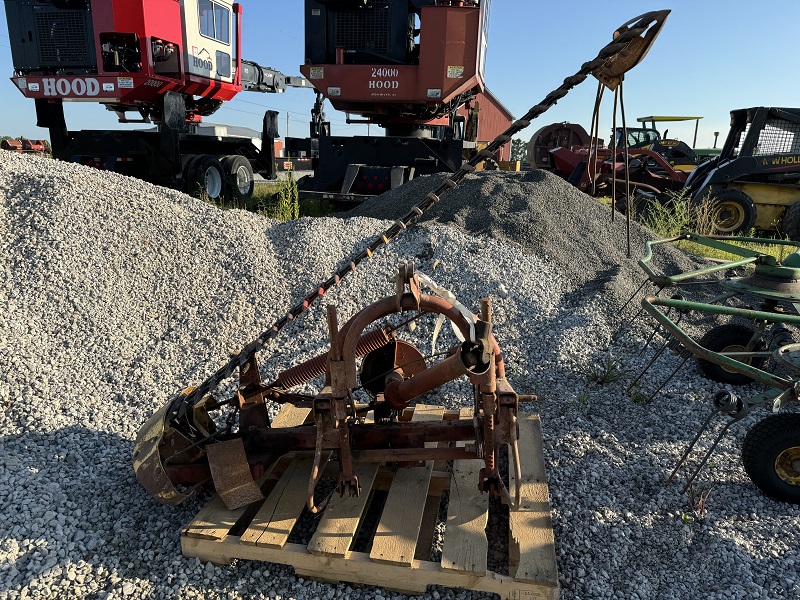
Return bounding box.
[342,170,700,309]
[1,152,798,600]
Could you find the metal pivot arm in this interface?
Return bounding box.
[640,296,797,389]
[638,234,757,287]
[638,233,800,288]
[240,60,311,93]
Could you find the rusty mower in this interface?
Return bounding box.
[625,233,800,503]
[135,264,532,511]
[549,145,688,203]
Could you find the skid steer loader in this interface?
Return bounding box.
[684,107,800,238]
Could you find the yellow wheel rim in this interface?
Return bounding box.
[720,343,751,373]
[713,201,746,232]
[775,446,800,486]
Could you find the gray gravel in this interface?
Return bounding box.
[341,170,701,309]
[1,152,798,600]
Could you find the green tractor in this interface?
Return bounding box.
[614,115,720,173]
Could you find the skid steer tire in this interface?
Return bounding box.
[708,188,756,235]
[781,200,800,241]
[696,324,766,385]
[742,413,800,504]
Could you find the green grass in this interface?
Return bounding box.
[257,175,299,221]
[209,175,334,221]
[252,177,335,220]
[634,191,796,264]
[575,353,631,385]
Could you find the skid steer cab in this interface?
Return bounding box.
[683,107,800,239]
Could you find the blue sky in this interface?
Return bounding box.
[1,1,799,149]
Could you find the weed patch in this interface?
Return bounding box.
[575,353,630,385]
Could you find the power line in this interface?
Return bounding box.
[216,104,266,117]
[236,97,310,118]
[216,104,365,134]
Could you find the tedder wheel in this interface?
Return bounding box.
[221,155,254,204]
[187,154,226,202]
[707,188,756,235]
[742,413,800,504]
[696,324,766,385]
[781,200,800,242]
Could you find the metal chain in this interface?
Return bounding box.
[169,13,661,419]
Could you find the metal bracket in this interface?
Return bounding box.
[396,262,421,313]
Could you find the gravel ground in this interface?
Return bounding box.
[1,152,799,600]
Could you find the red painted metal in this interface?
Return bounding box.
[1,138,45,153]
[550,145,688,197]
[233,3,243,88]
[299,4,484,125]
[11,0,241,108]
[384,348,477,410]
[458,90,515,161]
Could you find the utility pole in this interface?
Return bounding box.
[286,112,290,139]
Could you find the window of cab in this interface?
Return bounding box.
[199,0,230,45]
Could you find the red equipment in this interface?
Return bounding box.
[4,0,309,200]
[526,122,595,171]
[300,1,488,126]
[549,145,689,200]
[6,0,307,119]
[4,0,509,203]
[1,138,47,153]
[289,0,512,201]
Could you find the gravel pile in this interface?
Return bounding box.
[341,170,700,310]
[1,152,798,600]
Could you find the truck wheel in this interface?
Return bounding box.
[742,413,800,504]
[188,155,225,202]
[781,201,800,241]
[181,154,198,180]
[696,324,766,385]
[221,155,254,204]
[708,188,756,235]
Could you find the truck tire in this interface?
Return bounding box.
[707,188,756,235]
[742,413,800,504]
[188,155,225,202]
[695,324,766,385]
[781,200,800,241]
[221,155,254,204]
[181,154,198,181]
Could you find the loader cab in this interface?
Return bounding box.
[614,127,662,149]
[721,107,800,160]
[183,0,235,83]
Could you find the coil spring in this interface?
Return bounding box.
[276,327,392,389]
[770,324,795,348]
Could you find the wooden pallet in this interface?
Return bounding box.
[181,405,559,600]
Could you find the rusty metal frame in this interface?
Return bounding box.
[135,263,526,511]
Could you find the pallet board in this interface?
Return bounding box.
[181,405,559,600]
